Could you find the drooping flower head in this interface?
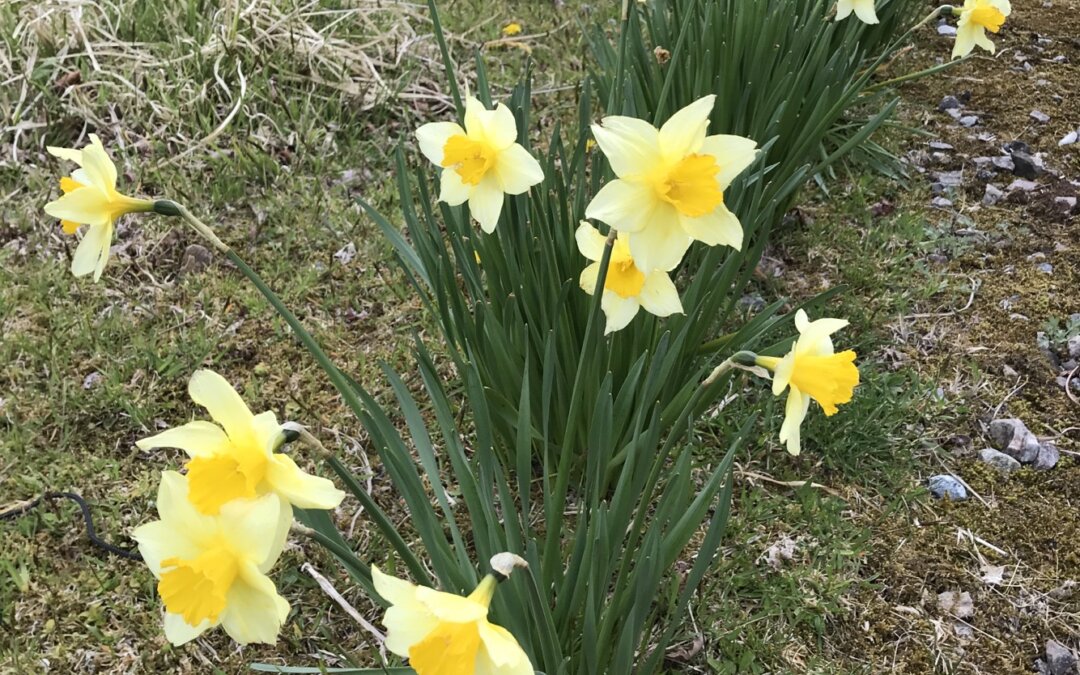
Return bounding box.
[953,0,1011,59]
[836,0,879,24]
[585,95,758,272]
[43,134,154,281]
[132,471,292,645]
[372,563,534,675]
[416,96,544,233]
[576,221,683,334]
[755,310,859,455]
[137,370,345,515]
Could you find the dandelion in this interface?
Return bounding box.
[754,310,859,455]
[416,96,544,233]
[502,22,523,36]
[132,471,292,645]
[952,0,1011,58]
[43,134,154,281]
[835,0,879,24]
[136,370,345,515]
[372,558,534,675]
[576,221,682,334]
[585,95,758,272]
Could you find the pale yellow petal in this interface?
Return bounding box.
[494,143,544,194]
[590,117,661,179]
[771,351,796,396]
[478,620,533,669]
[658,95,715,162]
[795,317,849,356]
[79,134,118,192]
[219,562,289,645]
[778,387,810,456]
[71,222,113,280]
[415,585,489,622]
[584,178,659,234]
[372,565,421,607]
[251,410,283,453]
[468,177,505,233]
[132,520,200,576]
[626,209,691,273]
[44,187,112,227]
[853,0,879,24]
[136,421,231,458]
[638,272,683,318]
[579,262,601,295]
[678,204,743,250]
[440,167,472,206]
[699,134,759,189]
[416,121,466,166]
[835,0,854,19]
[217,492,288,568]
[266,453,345,510]
[991,0,1011,15]
[974,29,996,53]
[47,146,83,164]
[575,221,607,262]
[162,611,214,646]
[187,370,256,446]
[601,291,640,334]
[382,604,439,657]
[484,101,520,151]
[155,471,217,549]
[953,24,978,58]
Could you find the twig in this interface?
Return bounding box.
[735,470,844,498]
[301,562,387,662]
[901,276,980,320]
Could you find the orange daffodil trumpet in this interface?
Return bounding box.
[43,134,154,281]
[372,553,534,675]
[132,472,292,645]
[585,95,758,273]
[137,370,345,515]
[576,221,682,334]
[835,0,879,24]
[754,310,860,455]
[416,96,544,233]
[952,0,1011,58]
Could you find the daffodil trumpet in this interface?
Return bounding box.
[951,0,1011,59]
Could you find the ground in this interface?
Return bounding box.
[1,0,1078,673]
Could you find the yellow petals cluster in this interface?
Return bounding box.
[417,96,544,233]
[953,0,1012,58]
[502,22,523,36]
[754,310,860,455]
[135,370,344,645]
[835,0,879,24]
[43,135,154,281]
[373,566,534,675]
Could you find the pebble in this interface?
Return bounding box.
[1036,262,1054,274]
[959,115,980,127]
[1055,196,1077,213]
[1060,131,1078,147]
[937,24,957,36]
[1004,140,1032,155]
[931,197,954,208]
[938,95,962,111]
[1007,179,1039,193]
[1033,443,1061,471]
[929,140,954,151]
[1068,335,1080,360]
[983,184,1004,205]
[1044,640,1077,675]
[1030,110,1051,123]
[82,372,103,390]
[988,418,1059,469]
[928,475,968,501]
[180,243,213,276]
[1010,151,1042,179]
[992,156,1015,172]
[937,590,975,619]
[737,294,766,312]
[935,170,964,187]
[979,448,1022,473]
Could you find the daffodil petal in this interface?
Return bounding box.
[372,565,421,608]
[415,585,489,622]
[638,272,683,317]
[772,351,796,396]
[77,134,117,192]
[853,0,879,24]
[484,102,520,151]
[71,222,113,280]
[626,210,691,273]
[219,561,289,645]
[657,95,715,161]
[382,604,439,657]
[796,317,849,356]
[953,24,979,58]
[266,453,345,511]
[575,221,607,262]
[584,178,658,234]
[478,621,532,668]
[835,0,854,19]
[601,291,640,334]
[579,262,601,295]
[132,520,201,576]
[187,370,255,446]
[494,143,543,194]
[678,204,743,250]
[590,117,662,179]
[217,493,290,569]
[416,121,466,166]
[440,168,472,206]
[47,146,83,164]
[778,387,810,456]
[700,134,759,189]
[155,471,216,548]
[44,187,112,227]
[162,611,214,646]
[136,420,230,458]
[468,177,505,233]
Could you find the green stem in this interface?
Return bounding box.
[865,57,968,93]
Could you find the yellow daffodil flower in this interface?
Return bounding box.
[836,0,879,24]
[137,370,345,515]
[43,134,154,281]
[132,471,292,645]
[584,95,758,272]
[416,96,544,233]
[755,310,859,455]
[502,22,523,36]
[576,221,682,334]
[372,565,534,675]
[953,0,1011,58]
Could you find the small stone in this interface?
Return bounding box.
[927,253,949,265]
[1004,140,1032,155]
[937,590,975,619]
[1059,131,1078,147]
[929,141,954,151]
[983,184,1004,205]
[979,448,1022,473]
[937,24,957,36]
[1054,196,1077,213]
[1068,335,1080,360]
[988,418,1043,463]
[1033,443,1060,471]
[1037,262,1054,274]
[938,95,962,111]
[931,197,954,208]
[1003,364,1019,377]
[1007,179,1039,193]
[737,294,766,313]
[179,244,213,276]
[992,156,1015,172]
[959,115,980,127]
[946,108,963,120]
[1011,151,1042,179]
[82,372,103,390]
[1045,640,1077,675]
[935,170,964,187]
[1030,110,1051,123]
[928,475,967,501]
[333,242,357,265]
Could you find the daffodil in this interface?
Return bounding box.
[952,0,1011,58]
[584,95,758,272]
[372,565,533,675]
[132,471,292,645]
[43,134,154,281]
[416,97,544,233]
[137,370,345,515]
[755,310,859,455]
[836,0,879,24]
[576,221,682,334]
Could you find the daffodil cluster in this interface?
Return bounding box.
[133,370,344,645]
[833,0,1012,60]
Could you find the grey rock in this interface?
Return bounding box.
[960,115,980,127]
[935,170,964,187]
[979,448,1022,473]
[1011,151,1042,179]
[992,156,1016,171]
[927,253,949,265]
[1030,110,1051,123]
[1007,179,1039,193]
[737,294,766,313]
[1045,640,1077,675]
[334,242,357,265]
[928,475,968,501]
[82,372,103,390]
[1060,131,1078,147]
[1004,140,1031,154]
[937,24,957,36]
[1055,196,1077,213]
[988,418,1043,464]
[180,243,213,276]
[931,197,954,208]
[937,590,975,619]
[929,141,954,151]
[1068,335,1080,360]
[983,184,1005,205]
[1037,262,1054,275]
[1034,443,1060,471]
[938,95,962,111]
[946,108,963,120]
